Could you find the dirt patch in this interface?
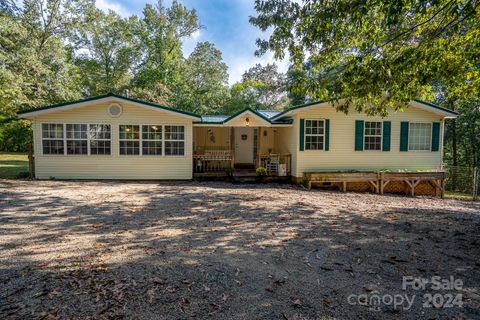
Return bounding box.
[0,179,479,319]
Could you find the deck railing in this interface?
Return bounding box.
[259,154,291,176]
[193,150,233,173]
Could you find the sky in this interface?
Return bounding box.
[95,0,290,85]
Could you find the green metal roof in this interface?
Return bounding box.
[17,93,201,119]
[194,108,291,125]
[18,93,454,123]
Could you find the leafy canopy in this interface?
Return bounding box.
[250,0,480,115]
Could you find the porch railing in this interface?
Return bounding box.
[259,154,291,176]
[193,150,233,173]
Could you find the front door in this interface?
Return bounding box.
[234,127,254,164]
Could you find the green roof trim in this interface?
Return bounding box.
[222,107,272,124]
[17,93,201,119]
[272,98,457,120]
[412,99,458,116]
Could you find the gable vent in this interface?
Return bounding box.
[108,103,122,117]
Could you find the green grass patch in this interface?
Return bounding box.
[444,191,478,201]
[0,152,29,178]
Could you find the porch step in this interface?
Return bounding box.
[234,163,255,170]
[232,169,257,183]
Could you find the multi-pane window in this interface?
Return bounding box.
[42,123,111,155]
[164,125,185,155]
[142,125,163,155]
[90,124,111,155]
[305,120,325,150]
[66,124,88,155]
[42,124,64,154]
[409,123,432,151]
[364,121,382,150]
[119,125,140,155]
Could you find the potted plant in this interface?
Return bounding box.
[256,166,267,182]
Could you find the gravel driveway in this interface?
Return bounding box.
[0,179,479,319]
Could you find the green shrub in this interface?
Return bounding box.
[256,166,267,176]
[0,119,32,152]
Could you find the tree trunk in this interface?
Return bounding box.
[450,101,458,190]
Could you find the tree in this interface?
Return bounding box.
[75,8,138,96]
[131,0,201,103]
[0,0,82,116]
[0,0,85,150]
[175,42,230,114]
[227,63,288,113]
[250,0,480,115]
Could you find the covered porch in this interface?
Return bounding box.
[192,109,292,177]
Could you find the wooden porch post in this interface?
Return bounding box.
[257,127,261,168]
[230,127,234,169]
[28,143,34,179]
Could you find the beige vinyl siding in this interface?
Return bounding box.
[224,111,270,127]
[193,127,231,152]
[258,127,275,154]
[291,103,444,178]
[32,99,193,179]
[274,126,296,171]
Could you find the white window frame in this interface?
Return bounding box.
[164,125,186,156]
[89,124,112,156]
[141,125,163,156]
[65,124,88,155]
[304,119,325,151]
[41,123,112,156]
[408,122,432,152]
[119,124,141,156]
[117,124,186,157]
[363,121,383,151]
[41,123,66,155]
[40,122,113,157]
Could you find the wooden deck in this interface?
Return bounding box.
[304,171,445,197]
[380,171,445,197]
[304,172,379,193]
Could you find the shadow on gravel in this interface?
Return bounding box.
[0,181,479,319]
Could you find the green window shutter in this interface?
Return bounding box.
[382,121,391,151]
[431,122,440,152]
[324,119,330,151]
[299,118,305,151]
[355,120,364,151]
[400,121,409,151]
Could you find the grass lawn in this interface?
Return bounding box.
[445,191,478,201]
[0,152,29,178]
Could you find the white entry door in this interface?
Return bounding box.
[234,127,254,164]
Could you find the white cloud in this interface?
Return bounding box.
[95,0,131,17]
[226,52,290,85]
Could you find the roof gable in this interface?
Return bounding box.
[17,93,201,120]
[194,108,292,126]
[272,99,458,120]
[222,108,271,126]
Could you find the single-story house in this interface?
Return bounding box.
[18,93,457,192]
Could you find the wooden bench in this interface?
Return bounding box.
[304,172,380,193]
[379,172,445,197]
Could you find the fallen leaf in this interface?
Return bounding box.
[147,288,156,304]
[292,298,302,307]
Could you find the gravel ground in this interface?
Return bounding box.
[0,179,479,320]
